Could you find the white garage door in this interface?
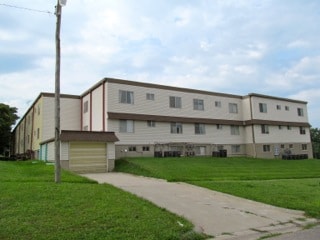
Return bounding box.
[69,142,107,173]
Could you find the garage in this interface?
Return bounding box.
[69,141,107,173]
[60,130,119,173]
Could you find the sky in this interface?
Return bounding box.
[0,0,320,127]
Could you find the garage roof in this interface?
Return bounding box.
[60,130,119,142]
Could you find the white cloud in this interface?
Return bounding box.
[1,0,320,127]
[287,40,309,48]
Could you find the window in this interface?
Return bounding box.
[261,125,269,134]
[231,125,240,135]
[195,123,206,134]
[83,101,89,113]
[280,144,285,149]
[119,120,134,133]
[263,145,270,152]
[146,93,155,100]
[119,90,134,104]
[217,124,223,130]
[143,146,150,151]
[128,146,136,151]
[231,145,241,153]
[171,122,183,134]
[37,128,40,139]
[276,105,281,110]
[147,120,156,127]
[229,103,238,113]
[169,96,182,108]
[215,101,221,108]
[193,99,204,110]
[299,127,306,135]
[279,125,283,130]
[302,144,307,151]
[297,108,304,117]
[285,106,290,111]
[38,105,41,115]
[289,144,293,148]
[287,125,292,130]
[259,103,267,113]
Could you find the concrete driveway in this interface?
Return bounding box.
[81,172,318,240]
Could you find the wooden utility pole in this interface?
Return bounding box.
[54,0,62,183]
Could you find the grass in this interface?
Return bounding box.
[0,160,206,240]
[115,157,320,218]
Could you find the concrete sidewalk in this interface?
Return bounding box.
[81,173,318,240]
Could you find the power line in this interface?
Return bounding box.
[0,3,53,15]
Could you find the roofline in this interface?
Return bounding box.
[81,77,243,99]
[12,92,80,132]
[80,77,309,104]
[245,93,308,104]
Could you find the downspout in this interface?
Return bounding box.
[90,91,92,131]
[30,107,34,157]
[80,98,83,130]
[249,95,257,158]
[102,81,106,132]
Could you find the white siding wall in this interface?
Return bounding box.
[107,142,116,159]
[254,125,311,143]
[47,141,55,161]
[107,83,243,121]
[92,86,103,131]
[251,96,309,123]
[109,120,245,145]
[42,96,81,141]
[61,142,69,161]
[82,94,90,130]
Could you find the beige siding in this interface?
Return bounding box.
[91,86,103,131]
[110,119,245,145]
[69,142,107,173]
[42,96,81,141]
[82,94,90,130]
[251,96,309,123]
[61,142,69,161]
[107,82,243,121]
[254,125,311,144]
[107,142,116,160]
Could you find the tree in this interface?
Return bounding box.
[310,128,320,143]
[310,128,320,158]
[0,103,19,156]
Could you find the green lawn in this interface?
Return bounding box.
[0,161,206,240]
[115,157,320,218]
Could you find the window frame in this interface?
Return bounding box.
[259,103,267,113]
[171,122,183,134]
[297,108,304,117]
[169,96,182,108]
[83,101,89,113]
[261,124,269,134]
[146,93,155,101]
[119,120,134,133]
[193,99,204,111]
[299,126,306,135]
[119,90,134,104]
[229,103,238,113]
[230,125,240,135]
[147,120,156,127]
[195,123,206,135]
[263,145,270,152]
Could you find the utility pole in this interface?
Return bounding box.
[54,0,66,183]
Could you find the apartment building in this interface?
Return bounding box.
[13,93,81,159]
[82,78,312,159]
[12,77,312,162]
